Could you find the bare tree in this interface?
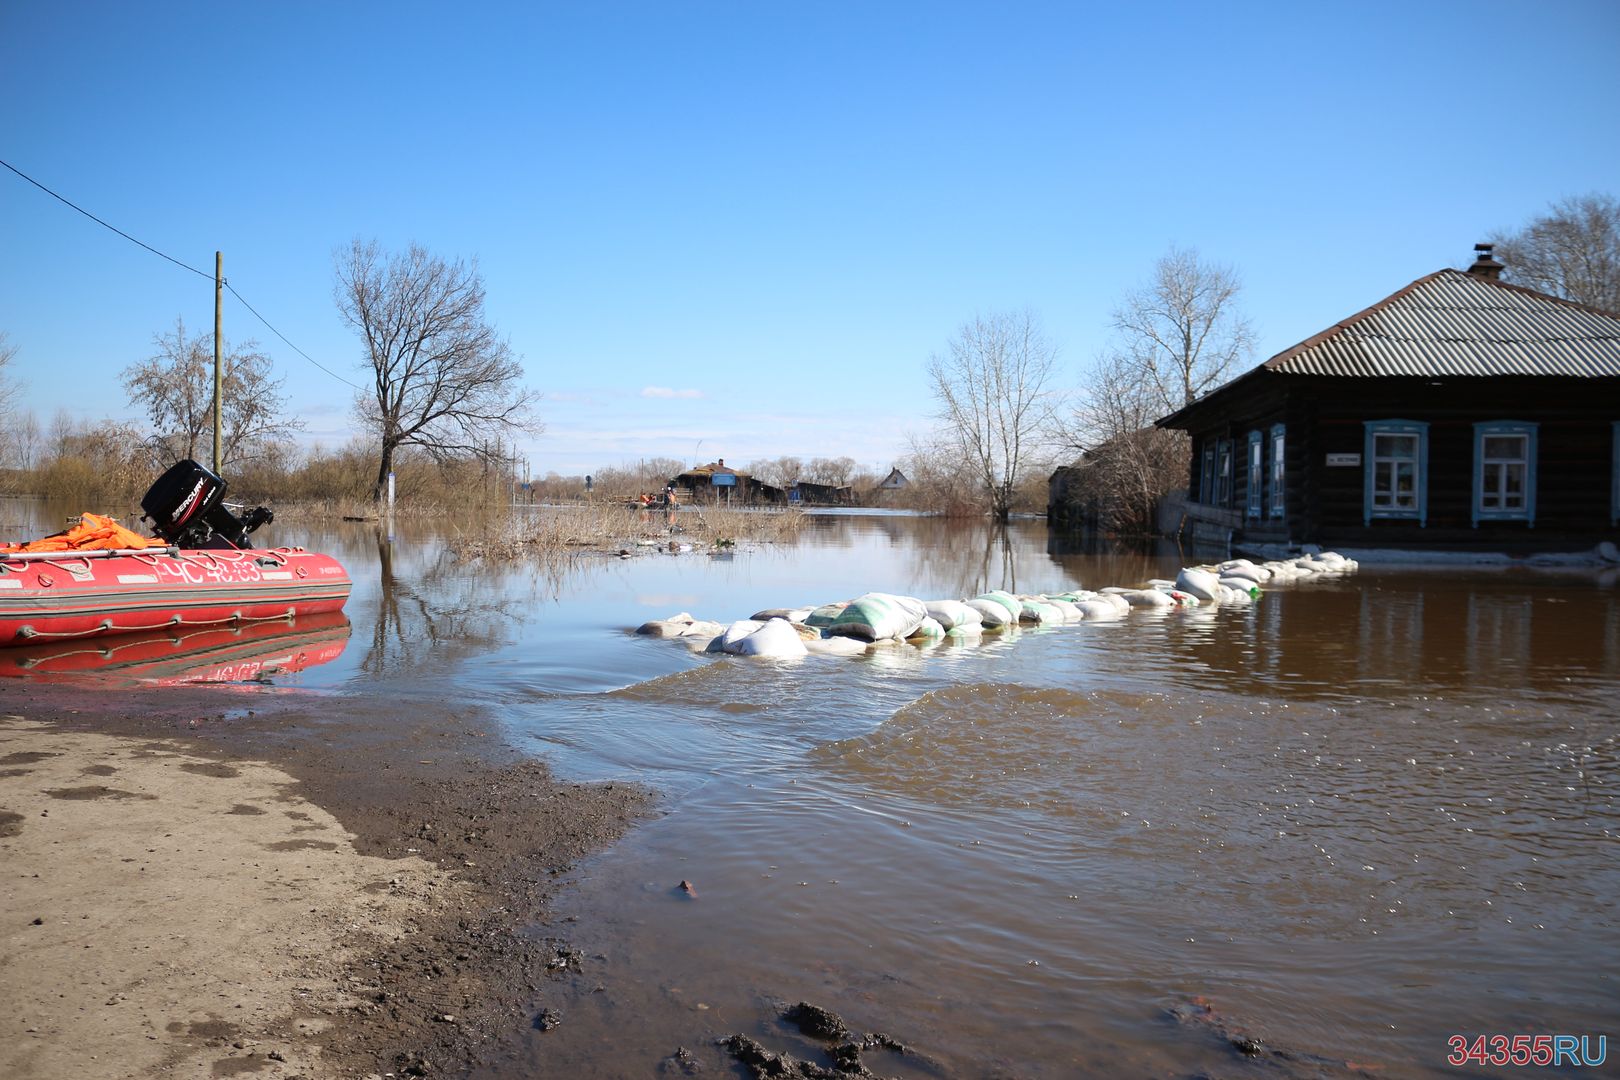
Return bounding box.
[0,332,18,417]
[1065,248,1253,534]
[1106,246,1254,415]
[926,309,1058,521]
[806,456,857,486]
[122,318,300,470]
[1490,193,1620,312]
[335,239,541,500]
[746,456,802,488]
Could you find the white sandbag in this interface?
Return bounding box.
[908,616,945,641]
[1101,593,1130,616]
[1116,588,1173,608]
[635,611,697,637]
[805,635,870,657]
[974,591,1021,621]
[945,620,984,638]
[1018,598,1062,623]
[1175,567,1223,603]
[966,598,1012,627]
[752,607,812,622]
[1218,560,1269,584]
[924,599,979,630]
[1077,599,1123,621]
[730,618,809,658]
[706,619,765,653]
[1042,597,1084,622]
[1219,576,1261,596]
[1218,584,1253,604]
[826,593,928,641]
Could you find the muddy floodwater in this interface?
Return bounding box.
[5,504,1617,1077]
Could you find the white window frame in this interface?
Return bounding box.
[1364,420,1428,525]
[1472,421,1537,526]
[1216,439,1232,507]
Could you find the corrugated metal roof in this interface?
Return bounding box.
[1265,269,1620,378]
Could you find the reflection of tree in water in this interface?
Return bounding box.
[361,527,541,679]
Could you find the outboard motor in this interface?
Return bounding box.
[141,459,274,549]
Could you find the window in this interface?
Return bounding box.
[1246,431,1263,518]
[1473,421,1537,526]
[1269,423,1286,518]
[1364,420,1428,525]
[1200,443,1215,504]
[1216,439,1232,507]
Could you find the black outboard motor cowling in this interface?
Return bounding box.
[141,459,273,549]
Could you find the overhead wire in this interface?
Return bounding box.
[0,155,362,391]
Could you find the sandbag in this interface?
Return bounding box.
[907,617,945,641]
[804,602,848,627]
[826,593,928,641]
[975,591,1022,622]
[1115,588,1173,608]
[730,618,809,658]
[1042,597,1084,622]
[1077,600,1123,621]
[924,599,979,631]
[706,619,765,653]
[1018,598,1062,623]
[805,635,869,657]
[1175,567,1222,603]
[1219,576,1262,597]
[752,607,812,622]
[966,598,1012,628]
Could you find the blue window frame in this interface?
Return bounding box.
[1200,442,1215,505]
[1246,430,1263,518]
[1364,420,1428,525]
[1269,423,1286,518]
[1473,421,1537,526]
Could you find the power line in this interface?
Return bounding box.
[1,155,361,391]
[225,282,364,390]
[1,157,212,280]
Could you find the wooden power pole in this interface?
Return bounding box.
[213,251,223,474]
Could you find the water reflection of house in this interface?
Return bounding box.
[1157,247,1620,553]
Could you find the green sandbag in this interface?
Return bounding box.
[826,592,927,641]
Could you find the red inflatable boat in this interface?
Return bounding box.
[0,460,351,647]
[0,545,351,646]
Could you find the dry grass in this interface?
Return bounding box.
[448,503,806,562]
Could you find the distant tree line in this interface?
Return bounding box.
[4,195,1613,531]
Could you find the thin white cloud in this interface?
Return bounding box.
[640,386,704,399]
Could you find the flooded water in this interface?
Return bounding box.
[4,500,1617,1077]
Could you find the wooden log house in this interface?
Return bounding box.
[1155,248,1620,554]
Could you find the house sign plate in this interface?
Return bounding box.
[1325,453,1361,467]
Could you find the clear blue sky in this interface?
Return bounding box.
[4,1,1617,478]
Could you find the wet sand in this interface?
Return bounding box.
[0,682,652,1079]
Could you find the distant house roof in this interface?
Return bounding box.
[1159,266,1620,429]
[877,467,909,489]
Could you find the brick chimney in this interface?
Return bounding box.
[1468,243,1504,279]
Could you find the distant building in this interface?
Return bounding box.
[876,467,909,490]
[1155,247,1620,554]
[669,459,784,504]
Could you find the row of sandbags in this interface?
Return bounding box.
[633,551,1359,660]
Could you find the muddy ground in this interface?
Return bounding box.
[0,680,653,1079]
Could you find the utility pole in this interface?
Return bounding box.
[213,251,223,474]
